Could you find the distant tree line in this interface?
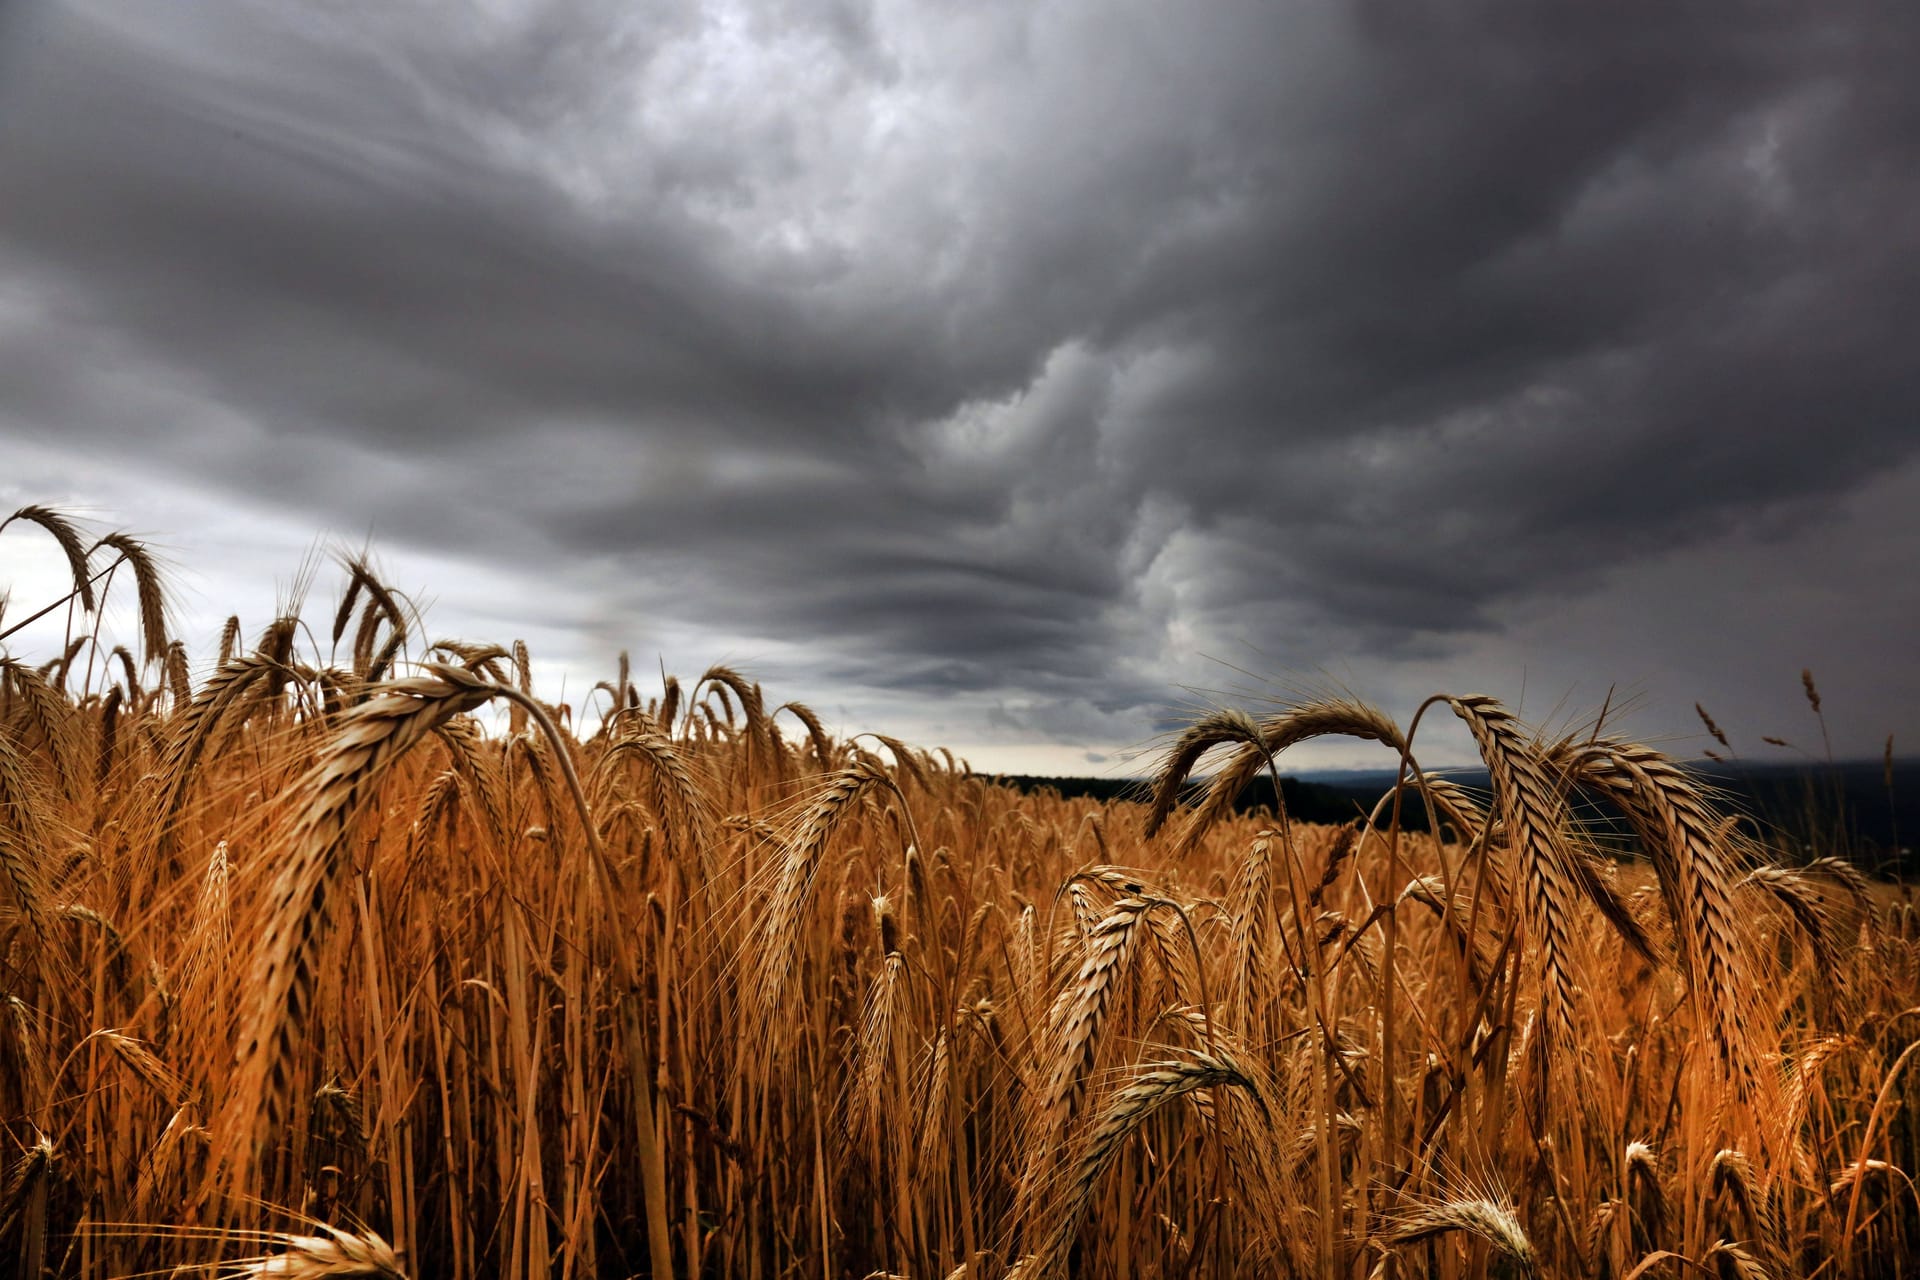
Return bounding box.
[1000,758,1918,875]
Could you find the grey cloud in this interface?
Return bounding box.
[1,0,1915,758]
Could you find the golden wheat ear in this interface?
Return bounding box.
[2,504,98,613]
[752,762,892,1032]
[1382,1190,1536,1278]
[1557,739,1758,1089]
[217,1223,409,1279]
[220,672,495,1184]
[0,729,55,957]
[776,699,837,769]
[1145,700,1404,855]
[2,657,81,803]
[1018,1049,1266,1277]
[1448,695,1589,1054]
[1143,710,1263,838]
[90,531,170,660]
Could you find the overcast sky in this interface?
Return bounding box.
[1,0,1915,774]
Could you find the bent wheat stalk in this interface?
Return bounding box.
[223,673,494,1171]
[1146,700,1405,855]
[1556,739,1756,1087]
[1012,1049,1265,1279]
[221,663,677,1280]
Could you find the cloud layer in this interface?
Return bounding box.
[3,0,1915,769]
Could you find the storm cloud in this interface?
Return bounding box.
[2,0,1915,770]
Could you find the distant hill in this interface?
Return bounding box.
[996,759,1919,874]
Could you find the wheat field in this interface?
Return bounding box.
[0,505,1915,1280]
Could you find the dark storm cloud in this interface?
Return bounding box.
[1,0,1916,750]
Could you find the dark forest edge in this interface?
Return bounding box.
[1002,758,1919,873]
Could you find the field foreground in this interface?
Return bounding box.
[1,510,1917,1279]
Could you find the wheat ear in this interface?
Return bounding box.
[753,763,892,1031]
[1448,696,1586,1052]
[776,700,837,769]
[1014,895,1156,1236]
[217,1223,408,1279]
[1383,1191,1536,1277]
[91,531,169,660]
[1147,700,1404,854]
[3,505,98,612]
[1016,1049,1263,1278]
[0,731,52,953]
[4,658,81,802]
[593,729,714,858]
[223,674,493,1178]
[1559,740,1755,1085]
